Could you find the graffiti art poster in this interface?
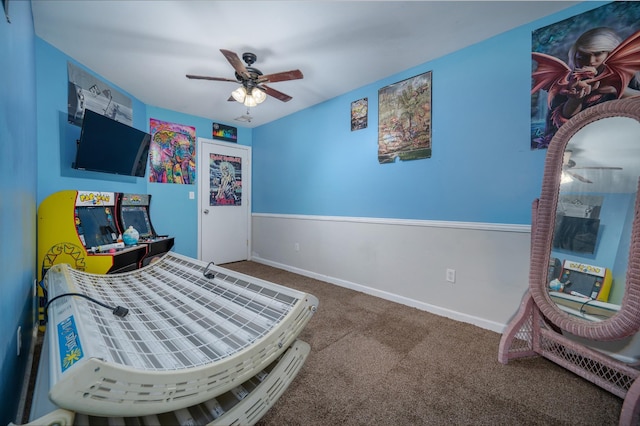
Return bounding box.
[210,154,242,206]
[531,1,640,149]
[149,118,196,184]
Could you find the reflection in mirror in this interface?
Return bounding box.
[499,99,640,426]
[547,117,640,327]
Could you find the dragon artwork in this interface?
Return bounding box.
[532,30,640,148]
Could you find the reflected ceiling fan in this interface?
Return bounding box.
[186,49,303,107]
[562,150,622,184]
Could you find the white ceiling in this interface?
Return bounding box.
[31,0,579,128]
[564,116,640,194]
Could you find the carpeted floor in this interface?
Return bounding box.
[221,261,623,426]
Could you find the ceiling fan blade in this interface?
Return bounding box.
[257,69,304,84]
[261,84,293,102]
[567,171,592,183]
[220,49,250,79]
[186,74,237,82]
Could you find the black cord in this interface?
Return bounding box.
[44,292,128,323]
[578,298,611,319]
[203,261,216,279]
[579,297,593,315]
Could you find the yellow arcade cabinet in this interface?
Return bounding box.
[37,190,146,327]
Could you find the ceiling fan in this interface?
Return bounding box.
[186,49,303,106]
[562,150,622,184]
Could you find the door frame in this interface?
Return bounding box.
[196,137,252,262]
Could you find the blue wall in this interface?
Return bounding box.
[145,106,252,257]
[0,1,613,422]
[552,193,634,264]
[35,40,252,259]
[0,1,37,423]
[252,2,607,225]
[35,38,150,203]
[548,192,636,305]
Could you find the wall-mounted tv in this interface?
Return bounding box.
[72,109,151,177]
[552,215,600,254]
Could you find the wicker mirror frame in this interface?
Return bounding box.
[530,98,640,341]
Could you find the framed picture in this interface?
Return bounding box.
[149,118,196,184]
[378,71,432,163]
[351,97,368,131]
[67,62,133,127]
[209,153,242,206]
[212,123,237,143]
[530,1,640,150]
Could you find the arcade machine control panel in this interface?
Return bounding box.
[116,193,175,267]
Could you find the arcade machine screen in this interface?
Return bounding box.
[121,206,153,240]
[75,206,118,248]
[558,260,612,302]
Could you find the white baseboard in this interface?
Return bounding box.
[251,255,507,334]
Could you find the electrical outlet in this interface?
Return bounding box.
[16,326,21,356]
[294,243,300,252]
[446,269,456,283]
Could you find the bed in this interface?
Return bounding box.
[26,252,318,425]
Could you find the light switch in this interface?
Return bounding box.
[189,191,195,199]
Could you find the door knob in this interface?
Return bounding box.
[203,209,209,214]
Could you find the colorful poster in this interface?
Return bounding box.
[212,123,238,142]
[67,62,132,126]
[531,1,640,149]
[378,71,432,163]
[209,154,242,206]
[351,97,368,131]
[149,118,196,184]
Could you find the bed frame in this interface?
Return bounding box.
[26,252,318,424]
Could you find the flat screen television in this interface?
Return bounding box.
[73,109,151,177]
[552,215,600,254]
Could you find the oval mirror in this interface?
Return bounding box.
[530,98,640,341]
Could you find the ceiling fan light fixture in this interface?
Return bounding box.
[231,86,247,103]
[231,86,265,107]
[561,171,574,184]
[189,49,303,107]
[252,88,266,104]
[243,94,257,107]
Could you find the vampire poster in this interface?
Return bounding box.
[531,1,640,150]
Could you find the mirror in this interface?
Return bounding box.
[530,98,640,341]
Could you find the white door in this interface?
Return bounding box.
[197,137,251,264]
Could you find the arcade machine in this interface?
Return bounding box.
[555,259,612,301]
[37,190,147,327]
[548,259,615,320]
[115,192,174,266]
